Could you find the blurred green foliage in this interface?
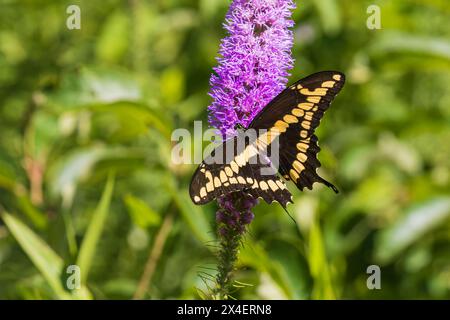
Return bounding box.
[0,0,449,299]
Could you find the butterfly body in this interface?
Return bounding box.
[190,71,345,208]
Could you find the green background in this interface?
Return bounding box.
[0,0,449,299]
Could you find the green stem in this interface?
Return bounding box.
[210,192,255,299]
[213,230,241,299]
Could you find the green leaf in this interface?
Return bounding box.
[266,240,311,299]
[309,217,336,299]
[95,12,130,63]
[76,173,115,285]
[124,194,161,228]
[46,146,144,206]
[375,197,450,264]
[90,101,172,141]
[166,182,214,244]
[48,67,141,108]
[0,166,16,191]
[370,32,450,60]
[160,67,185,105]
[1,212,70,299]
[313,0,342,35]
[239,240,292,299]
[15,195,47,230]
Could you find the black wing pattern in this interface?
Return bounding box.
[190,71,345,207]
[189,134,293,207]
[249,71,345,192]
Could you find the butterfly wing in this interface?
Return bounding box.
[189,135,293,208]
[249,71,345,192]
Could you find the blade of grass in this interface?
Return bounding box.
[76,173,115,285]
[1,211,70,299]
[309,216,336,299]
[375,197,450,264]
[239,240,293,299]
[133,212,174,299]
[62,208,78,258]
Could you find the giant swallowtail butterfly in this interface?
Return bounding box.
[190,71,345,208]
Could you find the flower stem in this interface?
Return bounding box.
[214,227,241,299]
[212,192,256,299]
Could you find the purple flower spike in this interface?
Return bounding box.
[216,192,259,236]
[208,0,296,299]
[216,210,226,223]
[210,0,295,236]
[208,0,295,138]
[241,212,255,225]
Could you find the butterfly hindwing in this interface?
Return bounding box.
[249,71,345,192]
[189,135,293,207]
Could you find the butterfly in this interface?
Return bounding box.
[190,71,345,208]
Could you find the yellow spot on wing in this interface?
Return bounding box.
[235,153,246,167]
[265,128,281,144]
[245,145,258,161]
[268,180,278,191]
[214,177,221,187]
[297,153,307,163]
[225,166,233,177]
[292,108,305,117]
[283,114,298,124]
[304,112,313,121]
[333,74,341,81]
[194,196,200,202]
[297,142,309,153]
[274,120,288,132]
[237,176,246,184]
[200,187,207,198]
[302,121,311,130]
[300,130,308,138]
[298,102,314,110]
[290,169,299,183]
[276,180,285,189]
[322,80,335,88]
[264,132,272,145]
[307,96,321,103]
[300,88,328,96]
[230,161,239,173]
[293,160,305,173]
[259,181,269,190]
[205,171,214,192]
[220,170,227,182]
